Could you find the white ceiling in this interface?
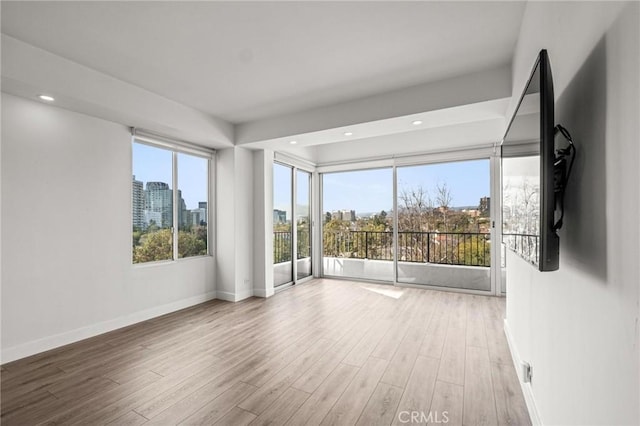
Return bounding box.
[1,1,525,124]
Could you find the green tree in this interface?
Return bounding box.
[133,228,172,263]
[372,210,389,229]
[297,219,310,259]
[456,236,491,266]
[132,229,143,248]
[178,231,207,258]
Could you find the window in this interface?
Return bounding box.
[132,139,211,264]
[177,153,208,259]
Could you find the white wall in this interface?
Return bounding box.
[505,3,639,425]
[1,94,216,362]
[252,150,275,298]
[215,146,254,302]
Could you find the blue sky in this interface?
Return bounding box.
[132,143,208,210]
[274,159,490,217]
[135,144,489,217]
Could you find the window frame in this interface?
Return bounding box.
[131,131,215,265]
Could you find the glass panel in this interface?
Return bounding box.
[322,168,393,282]
[177,153,209,258]
[502,155,540,265]
[396,159,491,291]
[273,163,293,286]
[296,170,312,280]
[132,143,173,263]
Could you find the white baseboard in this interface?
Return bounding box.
[252,288,274,298]
[1,291,216,364]
[215,289,253,302]
[504,319,543,426]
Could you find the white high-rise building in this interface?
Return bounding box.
[144,182,172,228]
[132,176,145,229]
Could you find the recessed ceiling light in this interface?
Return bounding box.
[412,120,423,125]
[289,140,297,145]
[38,95,55,102]
[344,131,353,136]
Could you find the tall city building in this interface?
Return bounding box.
[142,181,188,229]
[331,209,357,221]
[191,202,208,226]
[132,176,145,229]
[273,209,287,224]
[178,197,189,228]
[144,182,173,228]
[198,202,208,224]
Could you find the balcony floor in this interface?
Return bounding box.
[0,279,530,425]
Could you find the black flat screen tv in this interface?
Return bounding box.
[501,49,559,271]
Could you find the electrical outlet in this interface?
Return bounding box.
[521,361,532,383]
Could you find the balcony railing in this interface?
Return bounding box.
[274,231,292,264]
[274,230,491,267]
[273,229,311,264]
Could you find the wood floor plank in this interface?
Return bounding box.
[241,328,322,387]
[178,381,258,425]
[139,360,260,425]
[380,326,426,388]
[320,357,388,426]
[355,382,403,426]
[238,337,333,415]
[481,297,512,366]
[249,386,310,426]
[484,323,513,366]
[36,370,163,425]
[463,346,498,426]
[46,373,119,401]
[419,303,450,359]
[371,321,410,361]
[214,407,257,426]
[448,294,468,330]
[392,356,439,426]
[0,388,59,425]
[287,363,360,426]
[71,351,241,425]
[437,325,466,386]
[134,354,258,420]
[466,296,488,349]
[106,410,149,426]
[343,319,392,367]
[490,362,532,426]
[1,374,68,410]
[290,347,343,394]
[429,380,464,426]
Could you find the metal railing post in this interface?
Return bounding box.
[365,231,369,259]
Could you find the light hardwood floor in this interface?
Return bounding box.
[1,279,531,425]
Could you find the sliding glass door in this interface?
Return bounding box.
[273,163,293,287]
[396,159,491,291]
[321,168,394,282]
[319,157,495,293]
[273,163,313,288]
